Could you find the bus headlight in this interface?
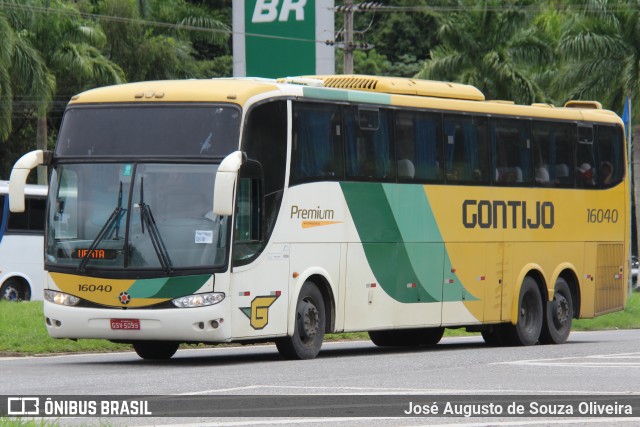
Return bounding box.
[172,292,225,308]
[44,290,81,306]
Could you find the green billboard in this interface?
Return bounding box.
[233,0,335,78]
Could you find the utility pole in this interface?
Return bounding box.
[343,0,354,74]
[333,2,380,74]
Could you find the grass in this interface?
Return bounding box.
[0,419,59,427]
[1,292,639,356]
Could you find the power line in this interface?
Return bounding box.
[0,1,326,45]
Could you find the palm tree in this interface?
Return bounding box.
[416,0,554,104]
[552,0,640,271]
[0,2,53,143]
[557,0,640,110]
[100,0,230,81]
[26,1,125,184]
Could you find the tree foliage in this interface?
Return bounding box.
[416,0,554,104]
[2,0,640,181]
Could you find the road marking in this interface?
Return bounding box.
[180,384,640,395]
[494,352,640,368]
[136,417,640,427]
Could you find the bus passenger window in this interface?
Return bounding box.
[491,119,532,185]
[291,102,344,184]
[395,111,443,182]
[443,114,489,184]
[532,121,574,188]
[7,198,46,233]
[597,125,624,188]
[344,106,394,181]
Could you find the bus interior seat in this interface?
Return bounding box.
[497,166,523,183]
[397,159,415,179]
[535,166,550,183]
[555,163,570,184]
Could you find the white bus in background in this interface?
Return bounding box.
[0,180,47,301]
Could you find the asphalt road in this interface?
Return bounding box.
[1,330,640,426]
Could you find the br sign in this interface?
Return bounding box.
[233,0,335,78]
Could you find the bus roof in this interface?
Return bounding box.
[0,180,47,197]
[67,75,622,126]
[68,78,281,106]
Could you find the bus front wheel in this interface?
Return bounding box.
[540,278,573,344]
[276,282,325,360]
[1,279,27,301]
[133,341,179,360]
[505,277,543,346]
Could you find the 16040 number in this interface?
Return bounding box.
[587,208,619,224]
[78,284,113,292]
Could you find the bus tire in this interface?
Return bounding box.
[1,279,25,302]
[132,341,179,360]
[504,277,543,346]
[276,282,325,360]
[540,278,573,344]
[369,327,444,347]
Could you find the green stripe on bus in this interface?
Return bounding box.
[341,182,476,303]
[128,275,211,298]
[303,87,391,105]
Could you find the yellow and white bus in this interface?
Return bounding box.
[9,75,628,359]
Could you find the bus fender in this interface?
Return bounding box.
[549,263,578,300]
[509,263,545,325]
[286,267,336,336]
[0,272,32,299]
[0,272,31,288]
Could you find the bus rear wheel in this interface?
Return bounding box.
[504,277,543,346]
[540,278,573,344]
[276,282,325,360]
[133,341,179,360]
[369,327,444,347]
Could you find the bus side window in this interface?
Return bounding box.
[344,106,394,181]
[291,102,344,184]
[532,121,574,188]
[0,195,5,230]
[7,198,46,234]
[597,125,624,188]
[443,114,489,184]
[395,111,443,182]
[491,118,532,185]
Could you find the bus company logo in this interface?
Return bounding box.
[240,295,280,330]
[290,205,341,229]
[118,292,131,305]
[7,397,40,415]
[462,199,555,229]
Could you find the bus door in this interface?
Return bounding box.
[229,172,290,339]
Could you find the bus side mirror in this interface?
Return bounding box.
[9,150,51,212]
[213,151,245,216]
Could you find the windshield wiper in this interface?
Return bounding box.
[79,181,126,272]
[138,177,173,274]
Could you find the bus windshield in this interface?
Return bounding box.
[56,105,240,158]
[47,163,229,273]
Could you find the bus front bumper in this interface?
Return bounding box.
[43,300,232,342]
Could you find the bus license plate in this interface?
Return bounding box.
[110,319,140,330]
